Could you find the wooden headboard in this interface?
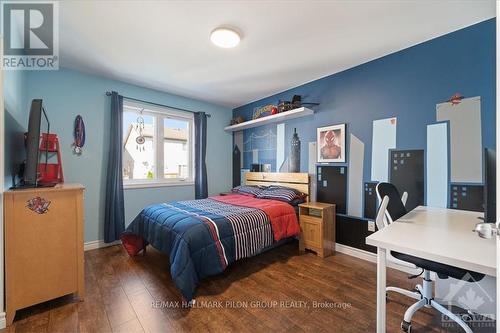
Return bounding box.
[245,172,310,201]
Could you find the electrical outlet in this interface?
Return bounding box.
[367,220,376,232]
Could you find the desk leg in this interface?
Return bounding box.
[377,247,387,333]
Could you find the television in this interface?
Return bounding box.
[483,148,496,223]
[22,99,50,187]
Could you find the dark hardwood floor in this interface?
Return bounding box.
[1,241,495,332]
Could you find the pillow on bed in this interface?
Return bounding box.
[289,196,307,206]
[256,186,307,203]
[231,185,263,197]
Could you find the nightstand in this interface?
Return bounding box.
[298,202,335,258]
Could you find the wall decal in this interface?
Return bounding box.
[317,165,347,214]
[276,123,285,171]
[371,117,397,182]
[243,128,276,152]
[279,157,289,172]
[347,134,364,217]
[317,124,346,163]
[240,169,250,185]
[436,96,482,183]
[232,146,241,187]
[289,128,301,172]
[243,128,277,170]
[231,19,495,255]
[26,197,51,214]
[336,215,376,253]
[234,131,244,165]
[233,131,244,186]
[308,141,317,202]
[449,183,483,211]
[252,149,258,164]
[389,149,425,211]
[426,123,449,208]
[364,182,378,220]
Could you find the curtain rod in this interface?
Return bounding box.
[105,91,211,117]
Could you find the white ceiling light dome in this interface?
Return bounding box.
[210,27,241,48]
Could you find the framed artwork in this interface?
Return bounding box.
[317,124,346,163]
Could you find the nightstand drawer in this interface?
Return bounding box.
[301,219,322,248]
[300,214,322,225]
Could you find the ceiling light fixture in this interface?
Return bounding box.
[210,27,241,48]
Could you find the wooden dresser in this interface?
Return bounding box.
[298,202,335,258]
[4,184,85,325]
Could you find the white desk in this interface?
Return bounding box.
[366,206,496,333]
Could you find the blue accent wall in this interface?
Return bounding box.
[234,19,496,185]
[21,68,232,242]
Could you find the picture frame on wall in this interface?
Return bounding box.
[317,124,346,163]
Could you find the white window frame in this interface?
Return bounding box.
[122,100,195,189]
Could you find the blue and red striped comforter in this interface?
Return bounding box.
[121,194,299,302]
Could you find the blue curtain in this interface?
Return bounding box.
[194,112,208,199]
[104,92,125,242]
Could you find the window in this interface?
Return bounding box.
[122,100,194,188]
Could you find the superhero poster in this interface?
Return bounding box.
[317,124,346,163]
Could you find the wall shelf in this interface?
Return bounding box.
[224,107,314,132]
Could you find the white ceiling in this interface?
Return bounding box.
[59,1,495,108]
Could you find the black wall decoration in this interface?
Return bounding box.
[316,165,347,214]
[364,182,378,220]
[389,149,425,211]
[449,183,484,212]
[336,215,377,253]
[232,146,241,187]
[289,128,301,172]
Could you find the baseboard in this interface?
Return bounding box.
[335,243,377,262]
[0,311,6,329]
[335,243,421,276]
[84,239,121,251]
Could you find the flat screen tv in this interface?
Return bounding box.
[22,99,50,187]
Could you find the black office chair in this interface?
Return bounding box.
[376,182,484,333]
[374,184,424,304]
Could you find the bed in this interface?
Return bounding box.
[121,172,309,303]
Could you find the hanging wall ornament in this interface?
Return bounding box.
[135,109,146,152]
[72,115,86,155]
[289,128,301,173]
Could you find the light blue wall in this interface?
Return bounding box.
[24,68,232,242]
[4,70,28,189]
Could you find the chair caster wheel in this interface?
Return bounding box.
[401,320,411,332]
[462,313,473,323]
